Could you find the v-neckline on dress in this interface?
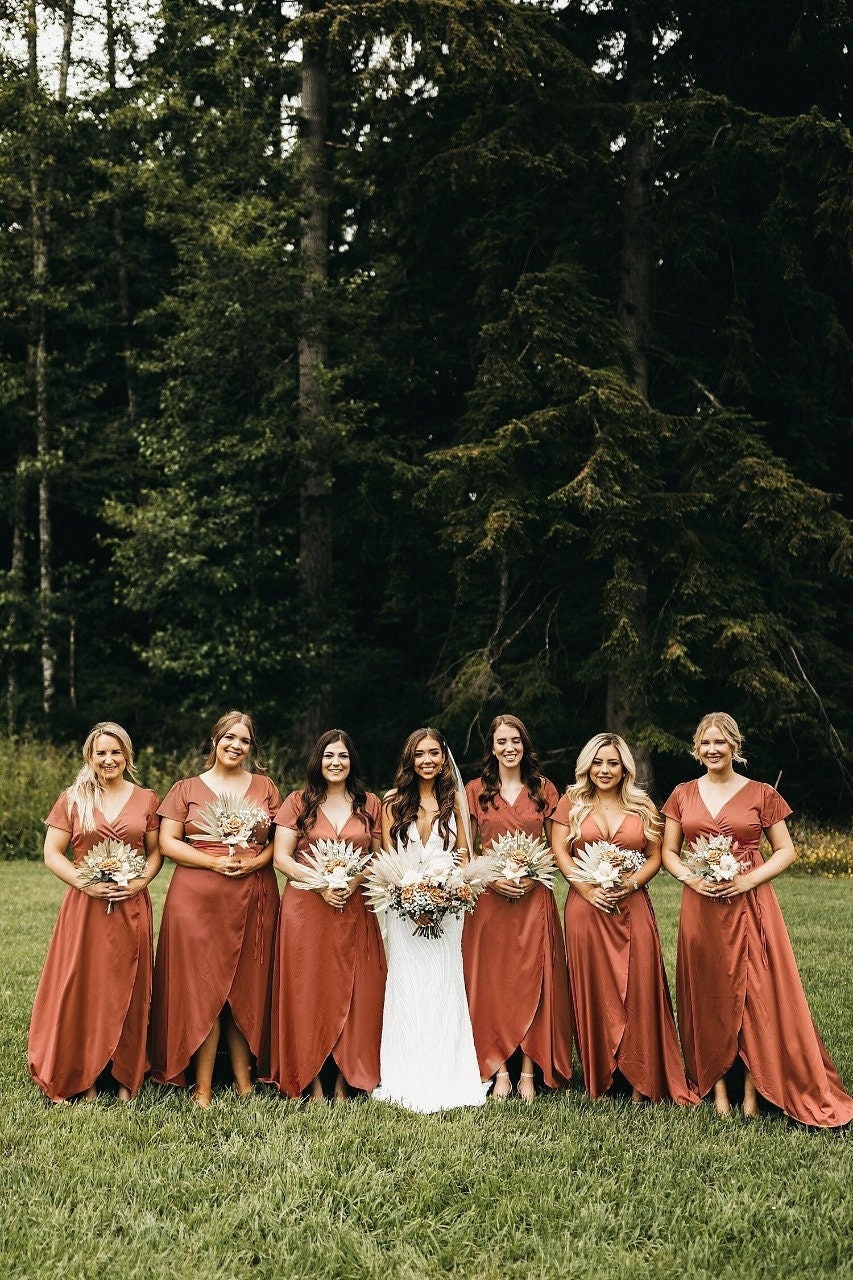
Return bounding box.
[199,773,255,802]
[694,776,753,822]
[97,785,136,826]
[319,804,352,838]
[592,811,627,843]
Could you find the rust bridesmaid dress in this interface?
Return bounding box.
[462,778,573,1088]
[662,779,853,1127]
[149,774,280,1086]
[266,791,386,1096]
[29,787,160,1101]
[555,796,695,1104]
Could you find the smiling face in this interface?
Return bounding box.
[91,733,128,785]
[697,725,735,774]
[589,743,624,796]
[321,739,351,785]
[492,722,524,771]
[215,721,252,769]
[413,735,445,781]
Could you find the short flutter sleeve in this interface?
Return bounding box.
[44,792,72,832]
[759,783,792,829]
[366,793,382,842]
[144,789,161,831]
[552,793,572,825]
[157,778,192,824]
[275,790,304,832]
[542,778,559,819]
[260,777,282,820]
[660,785,685,823]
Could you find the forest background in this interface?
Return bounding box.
[1,0,851,818]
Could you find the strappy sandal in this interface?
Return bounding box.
[517,1071,536,1102]
[491,1069,513,1100]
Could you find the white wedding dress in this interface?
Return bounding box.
[372,819,489,1113]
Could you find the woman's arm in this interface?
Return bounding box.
[551,818,618,913]
[109,828,164,901]
[159,817,243,876]
[661,815,717,896]
[43,826,120,899]
[273,823,346,908]
[714,820,797,898]
[609,833,662,901]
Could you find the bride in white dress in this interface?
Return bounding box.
[373,728,488,1113]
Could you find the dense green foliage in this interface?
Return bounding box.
[1,1,851,812]
[2,864,852,1278]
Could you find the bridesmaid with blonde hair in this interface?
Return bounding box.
[661,712,853,1126]
[151,711,281,1106]
[552,732,695,1105]
[29,722,162,1102]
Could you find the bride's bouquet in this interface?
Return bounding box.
[488,830,556,892]
[292,838,373,893]
[188,791,268,856]
[567,839,647,914]
[679,833,749,883]
[363,847,499,939]
[78,838,147,914]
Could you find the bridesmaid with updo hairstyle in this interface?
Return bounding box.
[29,722,162,1102]
[462,715,573,1100]
[150,711,280,1106]
[661,712,853,1126]
[267,729,385,1102]
[552,732,695,1106]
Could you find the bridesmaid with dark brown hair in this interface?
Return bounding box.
[661,712,853,1126]
[266,729,385,1102]
[29,722,162,1103]
[462,715,573,1100]
[150,711,280,1106]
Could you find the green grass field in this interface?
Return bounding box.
[2,864,851,1280]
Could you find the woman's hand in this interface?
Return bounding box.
[681,873,721,897]
[80,881,121,902]
[320,885,349,910]
[106,875,150,902]
[608,877,638,903]
[209,853,254,877]
[491,876,527,900]
[577,885,619,913]
[711,872,755,899]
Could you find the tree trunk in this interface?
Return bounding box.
[296,10,333,748]
[27,0,75,719]
[5,458,27,734]
[610,6,655,790]
[106,0,137,428]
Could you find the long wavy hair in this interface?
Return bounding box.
[475,714,549,814]
[66,722,138,833]
[295,729,371,839]
[203,710,265,772]
[691,712,747,765]
[388,727,457,850]
[562,733,661,847]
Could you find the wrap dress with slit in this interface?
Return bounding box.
[661,779,853,1127]
[29,787,160,1101]
[555,797,695,1104]
[265,791,386,1096]
[149,774,280,1086]
[462,778,573,1087]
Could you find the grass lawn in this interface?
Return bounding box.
[2,863,851,1280]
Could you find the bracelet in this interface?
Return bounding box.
[631,879,639,892]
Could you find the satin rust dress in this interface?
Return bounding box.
[266,792,386,1096]
[149,774,280,1086]
[462,778,573,1087]
[662,779,853,1127]
[29,787,159,1101]
[555,797,695,1103]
